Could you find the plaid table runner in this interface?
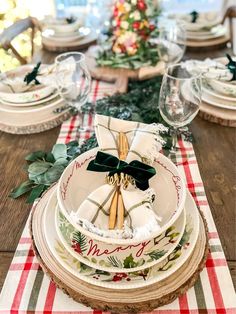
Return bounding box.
[0,79,235,314]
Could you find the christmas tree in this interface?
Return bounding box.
[96,0,160,69]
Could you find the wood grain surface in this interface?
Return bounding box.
[0,45,235,294]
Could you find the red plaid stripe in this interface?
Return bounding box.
[11,246,34,310]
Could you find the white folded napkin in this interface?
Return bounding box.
[168,11,221,30]
[94,114,166,163]
[70,115,167,239]
[0,76,36,93]
[0,58,76,94]
[183,58,234,81]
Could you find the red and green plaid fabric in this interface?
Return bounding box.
[0,80,235,314]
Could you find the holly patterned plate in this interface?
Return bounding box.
[54,191,186,273]
[41,185,199,289]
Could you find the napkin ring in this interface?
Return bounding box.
[106,173,135,189]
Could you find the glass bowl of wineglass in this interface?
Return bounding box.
[155,17,186,66]
[159,63,202,151]
[55,52,91,112]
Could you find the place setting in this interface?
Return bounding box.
[0,53,92,134]
[168,10,230,48]
[41,16,97,52]
[183,54,236,126]
[30,113,208,312]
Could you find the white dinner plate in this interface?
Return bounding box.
[187,25,226,40]
[42,27,91,43]
[0,95,62,113]
[0,91,59,107]
[203,84,236,102]
[202,89,236,110]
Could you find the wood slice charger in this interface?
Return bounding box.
[186,34,230,52]
[199,101,236,128]
[30,186,209,313]
[42,32,98,53]
[85,46,166,94]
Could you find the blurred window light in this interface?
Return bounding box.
[161,0,223,14]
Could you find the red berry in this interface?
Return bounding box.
[149,24,155,31]
[112,275,122,282]
[114,8,118,17]
[133,21,140,30]
[137,1,147,11]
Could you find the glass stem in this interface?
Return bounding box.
[172,127,178,151]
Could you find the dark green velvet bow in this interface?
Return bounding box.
[24,62,41,85]
[87,151,156,191]
[190,11,199,23]
[226,54,236,81]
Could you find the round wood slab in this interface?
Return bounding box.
[186,34,230,51]
[42,32,97,53]
[30,189,209,313]
[85,48,166,93]
[199,101,236,127]
[0,109,71,134]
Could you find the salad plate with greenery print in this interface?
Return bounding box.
[39,185,200,289]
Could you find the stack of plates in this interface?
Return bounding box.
[31,146,208,310]
[0,65,70,134]
[202,57,236,112]
[41,17,97,52]
[169,11,229,46]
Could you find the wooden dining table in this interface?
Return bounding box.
[0,45,235,292]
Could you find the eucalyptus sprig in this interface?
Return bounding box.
[9,138,98,203]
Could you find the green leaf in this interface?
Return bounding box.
[33,173,50,185]
[52,144,67,160]
[72,231,88,252]
[45,152,55,163]
[66,140,79,148]
[165,226,175,237]
[26,184,45,203]
[44,164,64,183]
[169,232,180,240]
[25,151,46,161]
[28,161,51,175]
[54,158,68,167]
[146,249,167,261]
[169,250,182,261]
[28,172,39,182]
[123,254,137,268]
[9,180,34,199]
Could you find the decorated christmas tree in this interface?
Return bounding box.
[96,0,160,69]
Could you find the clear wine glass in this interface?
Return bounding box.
[159,63,202,151]
[156,18,186,66]
[55,52,91,112]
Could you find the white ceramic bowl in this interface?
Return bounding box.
[57,148,186,246]
[56,200,186,273]
[0,65,54,103]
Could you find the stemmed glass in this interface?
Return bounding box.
[55,52,91,112]
[159,63,202,151]
[156,18,186,66]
